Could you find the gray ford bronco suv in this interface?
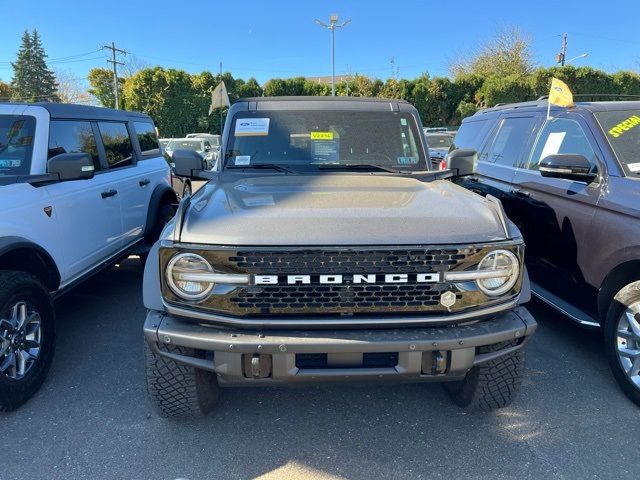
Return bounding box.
[142,97,537,417]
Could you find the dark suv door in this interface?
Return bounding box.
[466,115,539,223]
[511,113,604,312]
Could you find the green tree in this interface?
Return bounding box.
[88,68,125,108]
[123,67,198,137]
[450,27,535,79]
[477,74,534,107]
[236,77,263,97]
[11,30,58,102]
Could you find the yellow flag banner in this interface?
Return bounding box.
[548,78,574,107]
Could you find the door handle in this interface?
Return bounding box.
[513,188,530,198]
[101,189,118,199]
[139,178,150,187]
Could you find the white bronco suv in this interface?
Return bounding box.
[0,103,176,411]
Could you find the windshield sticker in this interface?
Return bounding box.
[310,131,334,140]
[400,118,407,126]
[234,155,251,166]
[538,131,566,161]
[397,156,418,165]
[0,160,22,168]
[608,115,640,138]
[234,118,270,136]
[628,162,640,173]
[311,139,339,161]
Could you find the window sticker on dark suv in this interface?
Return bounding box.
[595,110,640,175]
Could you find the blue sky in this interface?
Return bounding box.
[1,0,639,86]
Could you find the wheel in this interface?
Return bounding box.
[0,271,55,412]
[182,183,192,198]
[144,342,219,418]
[604,281,640,406]
[443,341,524,411]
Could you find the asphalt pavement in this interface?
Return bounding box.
[2,258,639,480]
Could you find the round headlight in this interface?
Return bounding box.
[476,250,519,296]
[166,253,214,301]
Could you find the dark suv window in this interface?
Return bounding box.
[48,120,100,170]
[98,122,133,169]
[134,121,160,157]
[451,119,492,152]
[527,118,597,172]
[480,117,536,167]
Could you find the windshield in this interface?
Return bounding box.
[226,110,426,171]
[594,110,640,176]
[0,115,35,176]
[167,139,202,152]
[426,134,453,149]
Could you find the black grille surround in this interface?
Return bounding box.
[160,243,524,319]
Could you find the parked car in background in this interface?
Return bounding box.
[451,99,640,406]
[159,138,172,150]
[142,96,536,418]
[165,138,216,168]
[425,132,454,167]
[0,103,176,411]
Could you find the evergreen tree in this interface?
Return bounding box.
[11,29,58,102]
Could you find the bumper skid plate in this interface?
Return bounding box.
[144,307,536,385]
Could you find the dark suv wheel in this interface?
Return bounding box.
[604,281,640,407]
[0,271,55,412]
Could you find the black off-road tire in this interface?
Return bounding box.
[144,342,219,418]
[144,202,175,246]
[604,281,640,407]
[0,271,55,412]
[443,341,524,411]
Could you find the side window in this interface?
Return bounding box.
[451,120,490,152]
[480,117,536,167]
[134,121,160,157]
[98,122,133,169]
[48,120,100,170]
[527,118,597,172]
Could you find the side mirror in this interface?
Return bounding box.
[48,153,95,181]
[539,154,596,182]
[173,149,205,178]
[446,148,477,177]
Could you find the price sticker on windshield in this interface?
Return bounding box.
[235,118,270,136]
[310,131,334,140]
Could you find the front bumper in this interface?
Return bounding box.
[143,307,536,386]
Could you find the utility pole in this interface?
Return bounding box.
[103,42,126,109]
[557,33,568,66]
[314,14,351,96]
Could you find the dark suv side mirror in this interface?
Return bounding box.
[539,154,596,182]
[446,149,477,177]
[173,149,205,178]
[48,153,95,181]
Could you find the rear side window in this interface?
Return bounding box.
[134,121,160,157]
[98,122,133,169]
[480,117,536,167]
[0,115,36,176]
[527,118,597,172]
[451,120,492,152]
[48,120,100,171]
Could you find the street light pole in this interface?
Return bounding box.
[566,53,589,65]
[315,14,351,96]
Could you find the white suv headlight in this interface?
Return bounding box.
[166,253,214,301]
[476,250,519,296]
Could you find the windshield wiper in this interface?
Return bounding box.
[227,163,296,173]
[318,163,402,173]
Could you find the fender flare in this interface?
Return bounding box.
[143,184,178,241]
[0,236,61,290]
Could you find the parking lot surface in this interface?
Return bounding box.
[2,258,639,480]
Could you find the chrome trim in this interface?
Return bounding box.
[161,297,520,329]
[444,268,512,281]
[175,272,250,284]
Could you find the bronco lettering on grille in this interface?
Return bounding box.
[253,273,440,285]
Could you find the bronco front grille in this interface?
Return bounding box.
[160,244,523,318]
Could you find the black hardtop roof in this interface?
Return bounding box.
[4,102,152,121]
[473,99,640,119]
[238,96,410,104]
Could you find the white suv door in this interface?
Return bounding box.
[44,120,123,281]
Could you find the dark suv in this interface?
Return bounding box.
[451,99,640,406]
